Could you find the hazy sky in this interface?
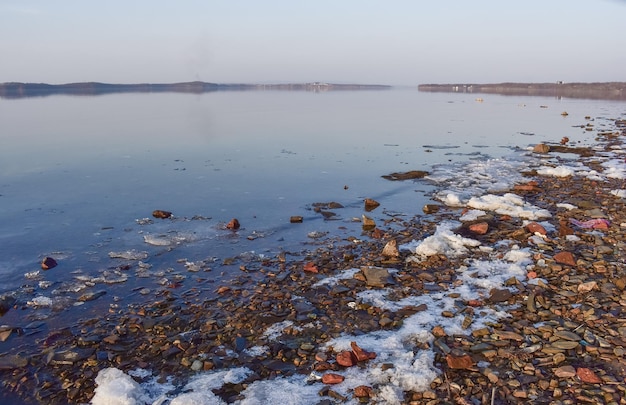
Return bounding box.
[1,0,625,85]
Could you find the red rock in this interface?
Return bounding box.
[525,222,547,235]
[446,354,474,370]
[322,373,345,384]
[527,271,538,279]
[354,385,373,398]
[499,215,512,221]
[226,218,240,230]
[41,257,57,270]
[554,251,576,266]
[469,222,489,235]
[303,262,319,273]
[350,341,376,362]
[336,350,357,367]
[467,299,483,307]
[576,367,602,384]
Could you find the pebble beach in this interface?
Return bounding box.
[2,114,626,404]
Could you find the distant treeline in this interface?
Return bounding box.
[418,82,626,101]
[0,81,391,99]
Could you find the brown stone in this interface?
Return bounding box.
[554,251,576,266]
[381,240,399,258]
[152,210,172,219]
[488,288,513,303]
[525,222,547,235]
[322,373,345,384]
[41,257,57,270]
[336,351,357,367]
[354,385,373,398]
[576,368,602,384]
[226,218,240,230]
[423,204,440,214]
[351,341,376,362]
[533,144,550,153]
[289,216,303,223]
[431,325,447,338]
[469,222,489,235]
[554,365,576,378]
[364,198,380,211]
[303,262,319,273]
[445,354,474,370]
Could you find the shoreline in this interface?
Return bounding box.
[2,116,626,403]
[418,82,626,101]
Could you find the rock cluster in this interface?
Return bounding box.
[1,119,626,404]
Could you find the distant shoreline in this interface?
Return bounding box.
[418,82,626,101]
[2,81,626,100]
[0,81,391,99]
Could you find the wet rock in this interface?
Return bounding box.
[423,204,440,214]
[0,294,16,316]
[152,210,172,219]
[289,216,303,223]
[226,218,240,230]
[41,257,57,270]
[381,240,399,259]
[0,326,14,342]
[382,170,429,181]
[361,266,393,288]
[362,215,376,231]
[364,198,380,211]
[77,290,106,302]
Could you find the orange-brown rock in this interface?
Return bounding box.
[576,367,602,384]
[469,222,489,235]
[322,373,345,384]
[364,198,380,211]
[303,262,319,273]
[226,218,240,230]
[354,385,374,398]
[152,210,172,219]
[554,251,576,266]
[336,350,357,367]
[350,341,376,362]
[558,219,574,237]
[525,222,547,235]
[446,354,474,370]
[431,325,447,338]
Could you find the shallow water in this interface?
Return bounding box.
[0,89,624,403]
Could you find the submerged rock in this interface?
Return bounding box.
[41,257,57,270]
[382,170,429,181]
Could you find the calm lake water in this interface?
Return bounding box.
[0,88,625,403]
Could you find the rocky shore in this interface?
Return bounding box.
[1,118,626,404]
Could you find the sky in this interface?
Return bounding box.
[1,0,625,85]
